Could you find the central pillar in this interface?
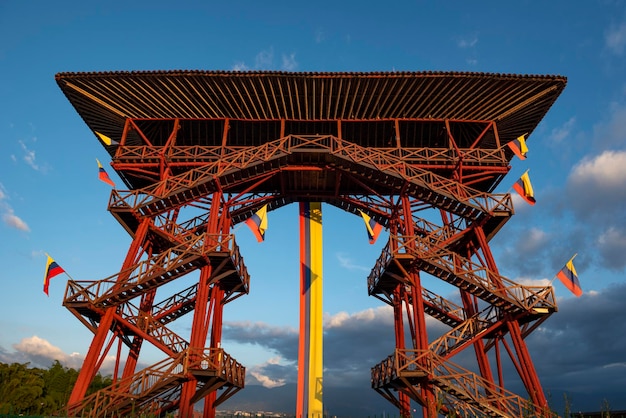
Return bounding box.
[296,202,323,418]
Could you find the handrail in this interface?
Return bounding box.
[369,234,557,314]
[114,142,507,166]
[372,349,556,418]
[108,135,513,219]
[67,347,245,417]
[63,233,239,308]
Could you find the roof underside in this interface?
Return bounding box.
[56,70,567,143]
[55,71,566,192]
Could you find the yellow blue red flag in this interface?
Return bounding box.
[245,204,268,242]
[43,254,65,296]
[556,255,583,297]
[513,171,536,205]
[358,210,383,244]
[97,158,116,187]
[507,134,528,160]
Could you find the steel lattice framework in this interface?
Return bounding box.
[56,70,566,418]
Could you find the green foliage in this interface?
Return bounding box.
[0,359,110,416]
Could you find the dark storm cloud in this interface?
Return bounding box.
[223,321,300,362]
[496,153,626,277]
[223,283,626,411]
[496,99,626,278]
[525,283,626,409]
[564,151,626,223]
[223,307,402,388]
[529,283,626,375]
[3,286,624,412]
[322,307,397,387]
[496,223,556,276]
[563,150,626,270]
[247,358,298,387]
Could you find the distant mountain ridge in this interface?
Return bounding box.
[218,384,395,417]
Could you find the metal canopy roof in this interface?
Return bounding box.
[56,70,567,151]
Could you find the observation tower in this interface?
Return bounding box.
[56,70,566,418]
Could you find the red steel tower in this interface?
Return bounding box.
[56,70,566,418]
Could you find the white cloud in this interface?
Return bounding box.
[2,211,30,231]
[0,184,30,232]
[232,62,249,71]
[248,356,287,388]
[314,28,326,44]
[336,252,370,272]
[281,53,297,71]
[569,150,626,190]
[14,336,66,357]
[605,20,626,55]
[19,139,39,171]
[255,48,274,69]
[9,336,119,375]
[13,336,83,369]
[457,35,478,49]
[233,48,297,71]
[514,276,552,287]
[324,306,392,328]
[557,147,626,270]
[511,191,533,210]
[550,116,576,143]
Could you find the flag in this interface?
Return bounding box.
[358,210,383,244]
[95,131,119,146]
[43,254,65,296]
[556,255,583,297]
[245,204,268,242]
[97,158,116,187]
[513,171,536,205]
[507,134,528,160]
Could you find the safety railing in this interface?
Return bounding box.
[63,233,240,308]
[108,135,513,220]
[372,349,557,418]
[368,234,557,314]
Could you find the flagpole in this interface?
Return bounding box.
[549,253,578,285]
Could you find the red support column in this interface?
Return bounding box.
[474,225,549,410]
[67,218,151,406]
[204,286,225,418]
[179,191,224,418]
[402,196,436,418]
[392,286,411,416]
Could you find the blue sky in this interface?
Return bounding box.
[1,0,626,415]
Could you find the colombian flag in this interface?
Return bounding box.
[245,204,268,242]
[556,255,583,297]
[43,255,65,296]
[358,210,383,244]
[97,158,116,187]
[507,134,528,160]
[513,171,536,205]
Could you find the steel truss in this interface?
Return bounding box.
[63,116,557,418]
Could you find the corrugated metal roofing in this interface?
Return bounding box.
[56,70,566,141]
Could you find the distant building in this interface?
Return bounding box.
[570,411,626,418]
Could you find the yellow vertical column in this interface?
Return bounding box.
[297,202,323,417]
